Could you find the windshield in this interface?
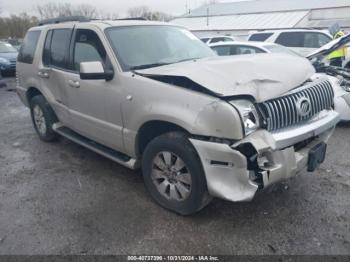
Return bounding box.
[106,25,215,70]
[0,42,17,53]
[264,44,301,57]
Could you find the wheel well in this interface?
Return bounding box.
[137,121,189,156]
[26,87,42,103]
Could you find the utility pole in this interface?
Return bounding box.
[206,7,209,26]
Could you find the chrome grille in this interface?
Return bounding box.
[259,80,334,132]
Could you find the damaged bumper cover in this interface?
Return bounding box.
[190,110,339,202]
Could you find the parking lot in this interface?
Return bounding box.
[0,77,349,255]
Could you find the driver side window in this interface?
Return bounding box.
[73,29,107,71]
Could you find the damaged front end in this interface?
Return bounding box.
[190,77,339,202]
[190,116,336,202]
[308,34,350,93]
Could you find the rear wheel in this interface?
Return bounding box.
[142,132,211,215]
[30,95,59,142]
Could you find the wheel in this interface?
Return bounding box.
[30,95,59,142]
[142,132,211,215]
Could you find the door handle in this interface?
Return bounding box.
[38,71,50,78]
[68,80,80,88]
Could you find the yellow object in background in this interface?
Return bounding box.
[328,31,347,60]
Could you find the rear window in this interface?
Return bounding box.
[210,37,226,44]
[18,31,41,64]
[249,33,273,42]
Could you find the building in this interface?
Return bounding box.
[171,0,350,39]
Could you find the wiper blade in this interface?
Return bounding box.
[130,62,170,70]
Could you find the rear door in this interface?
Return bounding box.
[40,25,74,125]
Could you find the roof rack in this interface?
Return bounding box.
[38,16,90,26]
[114,17,147,21]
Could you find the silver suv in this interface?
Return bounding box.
[16,17,340,215]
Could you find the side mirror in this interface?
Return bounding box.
[79,61,114,81]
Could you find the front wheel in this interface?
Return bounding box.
[142,132,211,215]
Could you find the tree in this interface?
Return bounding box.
[0,13,38,38]
[75,4,98,19]
[127,6,173,21]
[36,2,102,19]
[127,6,150,18]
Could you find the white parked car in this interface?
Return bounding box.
[248,30,332,57]
[209,41,300,57]
[200,36,235,45]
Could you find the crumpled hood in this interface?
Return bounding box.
[136,54,315,102]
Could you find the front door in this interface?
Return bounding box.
[64,28,124,151]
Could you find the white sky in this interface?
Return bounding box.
[0,0,246,17]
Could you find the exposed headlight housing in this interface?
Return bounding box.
[0,57,10,65]
[230,100,260,136]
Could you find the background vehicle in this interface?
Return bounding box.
[5,38,23,51]
[308,34,350,121]
[200,36,235,45]
[0,41,18,76]
[0,71,6,87]
[248,29,332,57]
[16,17,339,215]
[209,41,300,57]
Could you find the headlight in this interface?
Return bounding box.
[0,58,10,65]
[230,100,260,136]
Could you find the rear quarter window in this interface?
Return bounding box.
[18,31,41,64]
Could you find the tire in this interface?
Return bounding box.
[142,132,212,215]
[30,95,59,142]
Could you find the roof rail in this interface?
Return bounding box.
[114,17,147,21]
[38,16,90,26]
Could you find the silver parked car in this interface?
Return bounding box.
[209,41,300,57]
[16,17,340,215]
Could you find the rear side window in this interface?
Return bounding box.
[43,30,53,66]
[211,46,231,56]
[234,46,264,55]
[275,32,331,48]
[50,29,72,69]
[249,33,273,42]
[275,32,304,47]
[304,33,331,48]
[18,31,41,64]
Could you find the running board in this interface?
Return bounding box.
[52,123,138,170]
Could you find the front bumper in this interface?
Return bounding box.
[335,92,350,121]
[0,63,16,73]
[190,110,339,202]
